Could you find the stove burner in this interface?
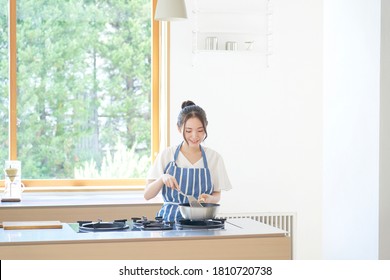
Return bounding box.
[78,219,129,232]
[132,216,174,231]
[75,217,227,233]
[176,218,226,230]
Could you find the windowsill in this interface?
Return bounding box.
[21,185,145,192]
[0,190,163,208]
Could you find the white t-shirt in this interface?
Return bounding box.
[147,144,232,192]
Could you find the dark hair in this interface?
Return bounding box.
[177,100,208,141]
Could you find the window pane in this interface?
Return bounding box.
[0,0,9,162]
[17,0,152,179]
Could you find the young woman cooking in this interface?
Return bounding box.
[144,100,232,222]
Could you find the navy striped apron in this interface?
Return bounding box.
[157,143,214,222]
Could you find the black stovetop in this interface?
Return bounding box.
[74,217,226,233]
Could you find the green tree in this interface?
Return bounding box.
[0,0,152,179]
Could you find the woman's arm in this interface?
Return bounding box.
[144,178,163,200]
[144,174,180,200]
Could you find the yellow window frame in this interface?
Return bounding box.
[6,0,161,189]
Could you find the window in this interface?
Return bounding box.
[0,0,160,188]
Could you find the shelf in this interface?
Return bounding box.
[193,32,265,53]
[193,49,262,54]
[192,9,264,15]
[192,0,272,63]
[193,31,262,36]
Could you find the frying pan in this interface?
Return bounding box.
[179,203,220,221]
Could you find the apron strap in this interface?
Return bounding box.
[173,142,182,161]
[200,145,208,168]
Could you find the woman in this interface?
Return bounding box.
[144,100,232,222]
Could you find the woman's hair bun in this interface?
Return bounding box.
[181,100,196,109]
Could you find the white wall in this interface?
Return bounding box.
[170,0,323,259]
[323,0,381,259]
[380,0,390,260]
[169,0,386,259]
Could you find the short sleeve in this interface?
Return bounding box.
[147,147,175,180]
[204,148,232,192]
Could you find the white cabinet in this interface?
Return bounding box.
[192,0,272,55]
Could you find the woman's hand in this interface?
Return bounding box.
[144,174,179,200]
[198,192,221,204]
[161,174,180,190]
[198,192,221,203]
[198,193,211,203]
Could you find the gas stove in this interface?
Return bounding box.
[131,217,174,231]
[75,217,226,233]
[77,219,130,232]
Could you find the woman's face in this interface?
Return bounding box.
[180,117,205,148]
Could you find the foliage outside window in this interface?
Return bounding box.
[0,0,158,187]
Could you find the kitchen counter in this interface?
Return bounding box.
[0,218,291,260]
[0,191,162,208]
[0,191,163,223]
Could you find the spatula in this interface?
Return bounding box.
[177,189,203,207]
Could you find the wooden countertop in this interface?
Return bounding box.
[0,218,287,245]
